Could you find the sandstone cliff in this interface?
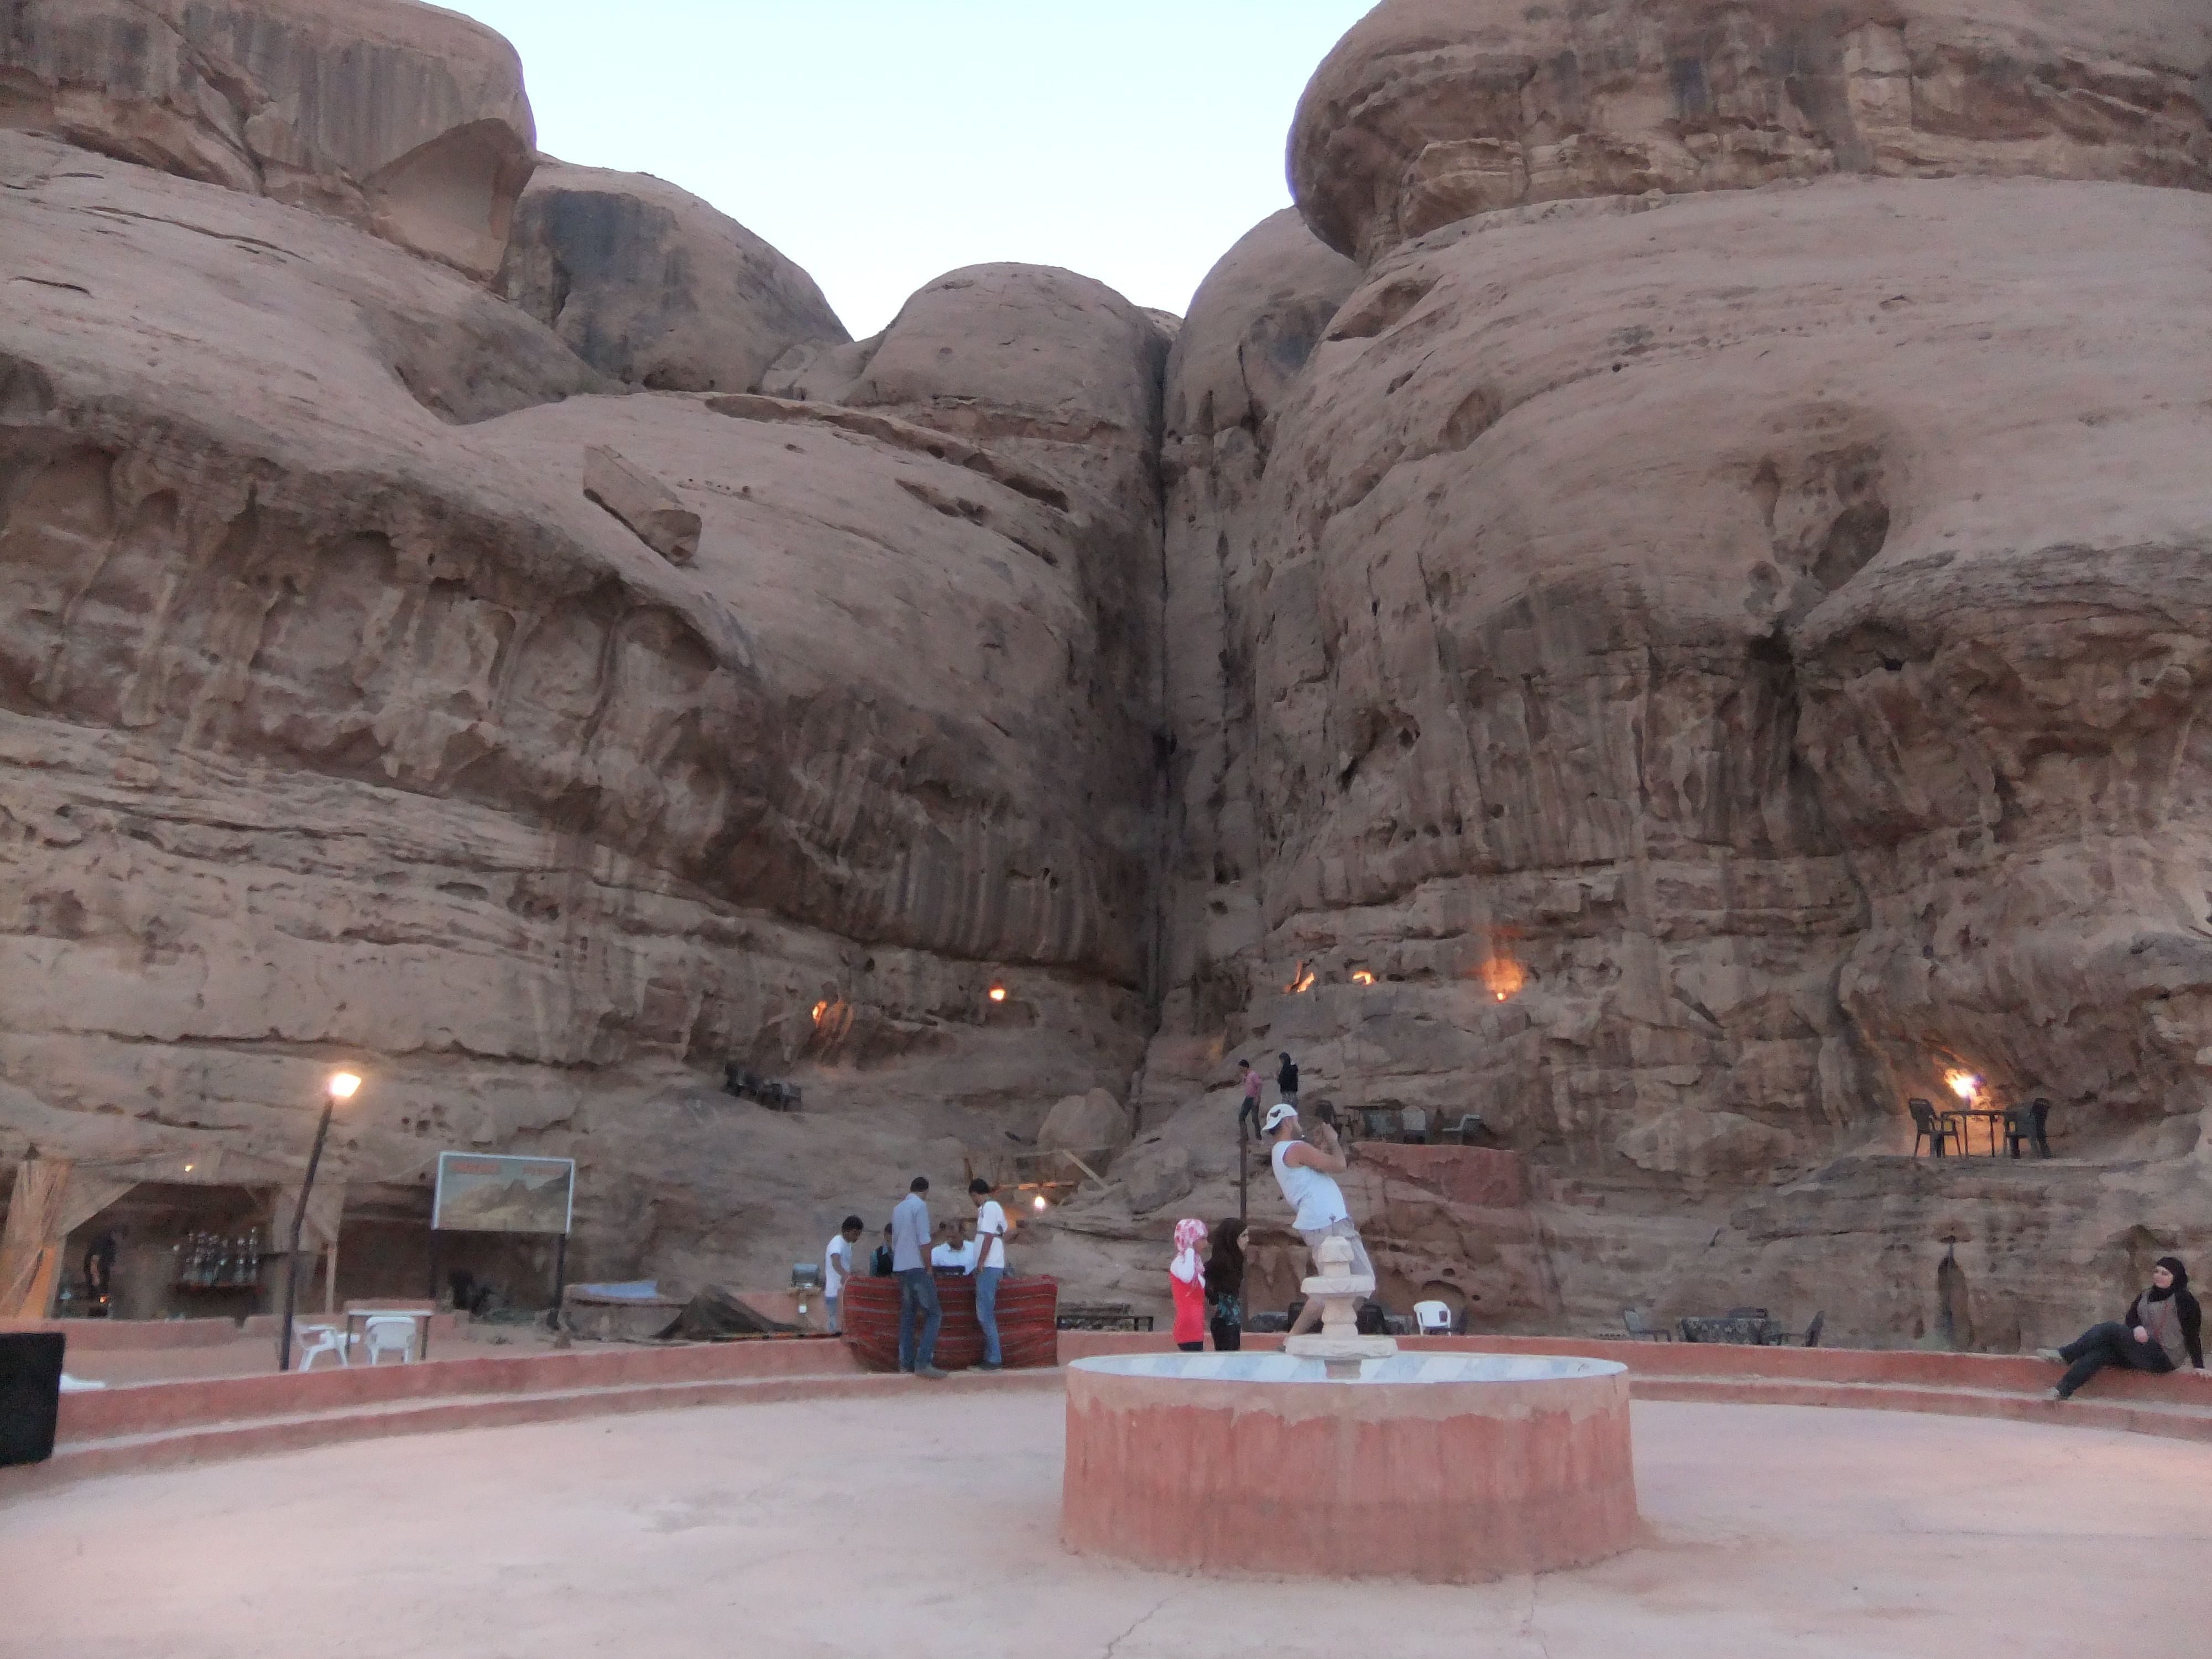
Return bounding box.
[8,0,2212,1351]
[0,103,1163,1296]
[1136,0,2212,1344]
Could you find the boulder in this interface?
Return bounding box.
[1038,1089,1131,1158]
[1291,0,2212,261]
[583,445,700,565]
[500,160,848,393]
[0,0,537,276]
[764,263,1168,533]
[1116,1139,1193,1214]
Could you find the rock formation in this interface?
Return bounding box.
[1291,0,2212,262]
[1138,0,2212,1344]
[0,0,536,277]
[6,0,2212,1350]
[0,0,1163,1299]
[500,160,849,393]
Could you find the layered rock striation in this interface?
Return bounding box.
[0,90,1162,1290]
[1291,0,2212,262]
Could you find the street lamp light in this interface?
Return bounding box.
[278,1070,362,1371]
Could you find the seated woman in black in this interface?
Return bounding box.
[2046,1257,2203,1400]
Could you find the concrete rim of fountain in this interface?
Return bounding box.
[1068,1351,1629,1385]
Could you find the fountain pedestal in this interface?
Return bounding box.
[1282,1233,1396,1378]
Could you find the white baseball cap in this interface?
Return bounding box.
[1262,1103,1299,1134]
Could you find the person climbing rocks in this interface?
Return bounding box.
[2043,1256,2203,1400]
[1170,1218,1209,1352]
[1264,1103,1370,1337]
[1237,1059,1263,1136]
[1275,1051,1299,1113]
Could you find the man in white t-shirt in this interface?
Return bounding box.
[822,1215,863,1333]
[930,1220,978,1271]
[968,1177,1010,1370]
[1264,1103,1371,1337]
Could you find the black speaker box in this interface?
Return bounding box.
[0,1331,66,1467]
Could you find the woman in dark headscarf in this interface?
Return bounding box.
[1205,1218,1246,1352]
[2044,1257,2203,1400]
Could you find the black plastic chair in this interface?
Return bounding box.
[2005,1098,2052,1158]
[1910,1098,1957,1156]
[1802,1311,1825,1348]
[1619,1309,1672,1342]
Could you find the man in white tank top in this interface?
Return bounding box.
[1264,1103,1374,1337]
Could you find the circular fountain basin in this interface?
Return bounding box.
[1061,1351,1637,1583]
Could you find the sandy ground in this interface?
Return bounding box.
[6,1396,2210,1658]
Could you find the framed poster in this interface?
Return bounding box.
[432,1153,575,1235]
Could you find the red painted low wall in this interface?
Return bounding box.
[56,1337,857,1441]
[2,1317,250,1352]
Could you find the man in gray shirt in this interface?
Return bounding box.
[890,1176,945,1378]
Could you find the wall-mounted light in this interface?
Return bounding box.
[989,985,1008,1004]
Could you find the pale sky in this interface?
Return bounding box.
[441,1,1375,338]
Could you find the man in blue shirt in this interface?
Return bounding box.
[890,1176,945,1378]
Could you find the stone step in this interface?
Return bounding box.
[1630,1372,2212,1442]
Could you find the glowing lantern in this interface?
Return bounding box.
[811,1000,828,1026]
[989,985,1008,1003]
[1033,1194,1047,1212]
[1478,956,1527,1003]
[1350,969,1376,986]
[1945,1069,1981,1103]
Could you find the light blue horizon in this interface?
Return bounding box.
[437,1,1375,337]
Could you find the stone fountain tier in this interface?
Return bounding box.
[1062,1351,1637,1584]
[1284,1231,1396,1375]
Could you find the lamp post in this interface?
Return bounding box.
[278,1070,359,1372]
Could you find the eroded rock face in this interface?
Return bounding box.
[0,0,535,276]
[1151,211,1359,1093]
[1199,172,2212,1177]
[500,160,849,393]
[0,131,1161,1294]
[1291,0,2212,261]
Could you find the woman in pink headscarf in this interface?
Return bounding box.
[1170,1218,1209,1352]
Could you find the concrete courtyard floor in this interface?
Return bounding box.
[6,1394,2209,1659]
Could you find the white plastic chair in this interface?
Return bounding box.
[1413,1300,1455,1336]
[294,1322,350,1370]
[361,1314,419,1365]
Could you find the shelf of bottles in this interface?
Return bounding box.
[172,1228,264,1293]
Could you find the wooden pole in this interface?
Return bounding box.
[276,1101,333,1373]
